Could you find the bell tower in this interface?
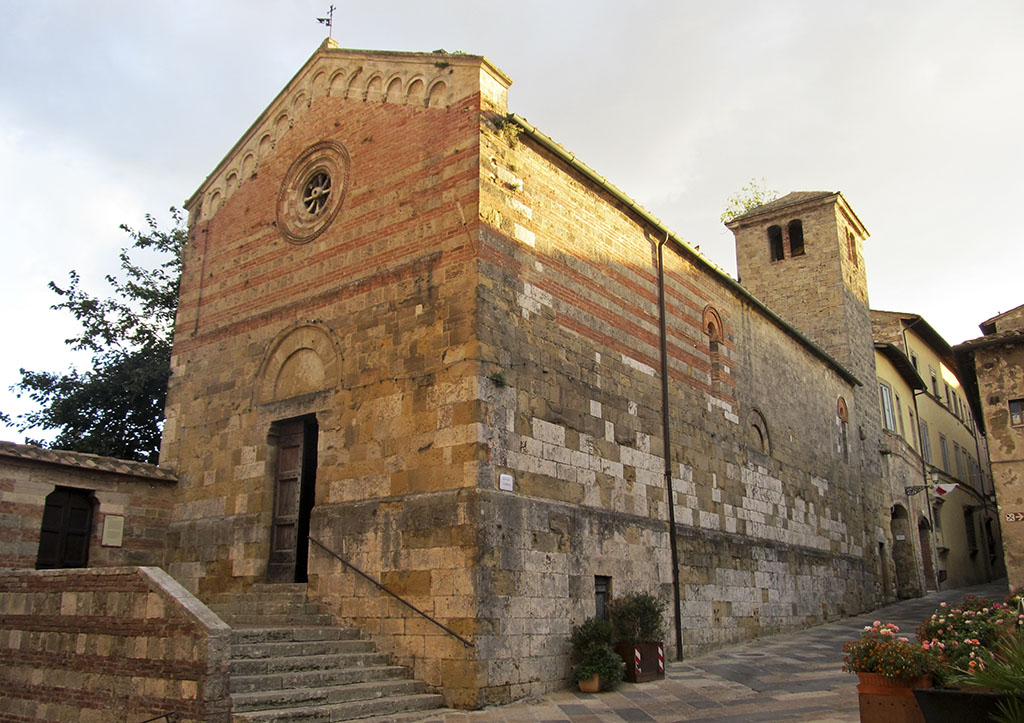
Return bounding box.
[727,190,880,486]
[726,191,870,376]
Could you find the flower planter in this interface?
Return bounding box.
[913,688,1007,723]
[577,674,601,694]
[615,642,665,683]
[856,673,930,723]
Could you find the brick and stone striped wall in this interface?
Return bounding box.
[0,566,231,722]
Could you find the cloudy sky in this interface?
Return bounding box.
[1,0,1022,442]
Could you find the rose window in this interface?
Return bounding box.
[276,141,350,244]
[302,172,331,215]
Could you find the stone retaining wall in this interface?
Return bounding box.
[0,566,230,723]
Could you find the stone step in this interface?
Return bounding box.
[230,664,410,695]
[211,599,325,615]
[220,612,337,627]
[252,583,309,594]
[232,678,426,712]
[231,627,360,645]
[356,710,447,723]
[230,651,391,677]
[206,588,311,606]
[231,693,444,722]
[231,638,375,659]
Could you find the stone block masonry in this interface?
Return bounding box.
[0,566,231,723]
[471,120,880,704]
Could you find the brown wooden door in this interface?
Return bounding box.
[267,417,317,583]
[36,487,94,569]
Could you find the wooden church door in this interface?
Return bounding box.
[267,416,318,583]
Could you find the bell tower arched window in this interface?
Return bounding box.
[767,225,784,261]
[788,219,804,256]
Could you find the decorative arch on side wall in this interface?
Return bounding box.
[746,408,770,456]
[254,322,343,406]
[702,305,724,344]
[837,396,849,423]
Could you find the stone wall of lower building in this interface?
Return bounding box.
[0,566,231,723]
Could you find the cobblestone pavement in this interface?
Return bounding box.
[378,580,1009,723]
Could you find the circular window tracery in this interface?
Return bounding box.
[302,171,332,215]
[277,141,350,244]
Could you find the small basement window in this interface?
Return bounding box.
[1010,399,1024,427]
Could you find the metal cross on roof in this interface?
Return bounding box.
[317,4,336,39]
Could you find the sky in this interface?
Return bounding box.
[1,0,1022,442]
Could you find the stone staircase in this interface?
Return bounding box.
[205,583,444,722]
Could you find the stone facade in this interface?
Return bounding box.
[156,42,889,708]
[956,304,1024,589]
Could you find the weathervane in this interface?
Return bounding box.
[317,5,336,40]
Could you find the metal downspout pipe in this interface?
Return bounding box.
[657,232,684,661]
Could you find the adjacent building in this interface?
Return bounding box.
[955,303,1024,589]
[872,312,1002,595]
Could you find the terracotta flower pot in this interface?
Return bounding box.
[856,673,931,723]
[577,674,600,693]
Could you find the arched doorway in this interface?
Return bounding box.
[890,504,918,598]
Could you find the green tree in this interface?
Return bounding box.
[720,177,780,222]
[2,210,185,463]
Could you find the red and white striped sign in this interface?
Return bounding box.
[658,644,664,674]
[634,647,642,675]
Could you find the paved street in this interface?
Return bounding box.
[384,580,1009,723]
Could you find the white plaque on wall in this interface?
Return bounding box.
[102,515,125,547]
[498,473,514,492]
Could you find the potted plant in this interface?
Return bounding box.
[915,598,1016,688]
[842,621,935,722]
[912,596,1021,722]
[608,592,667,683]
[570,617,624,692]
[949,628,1024,723]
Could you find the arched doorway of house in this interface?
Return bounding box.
[918,517,937,591]
[890,504,917,598]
